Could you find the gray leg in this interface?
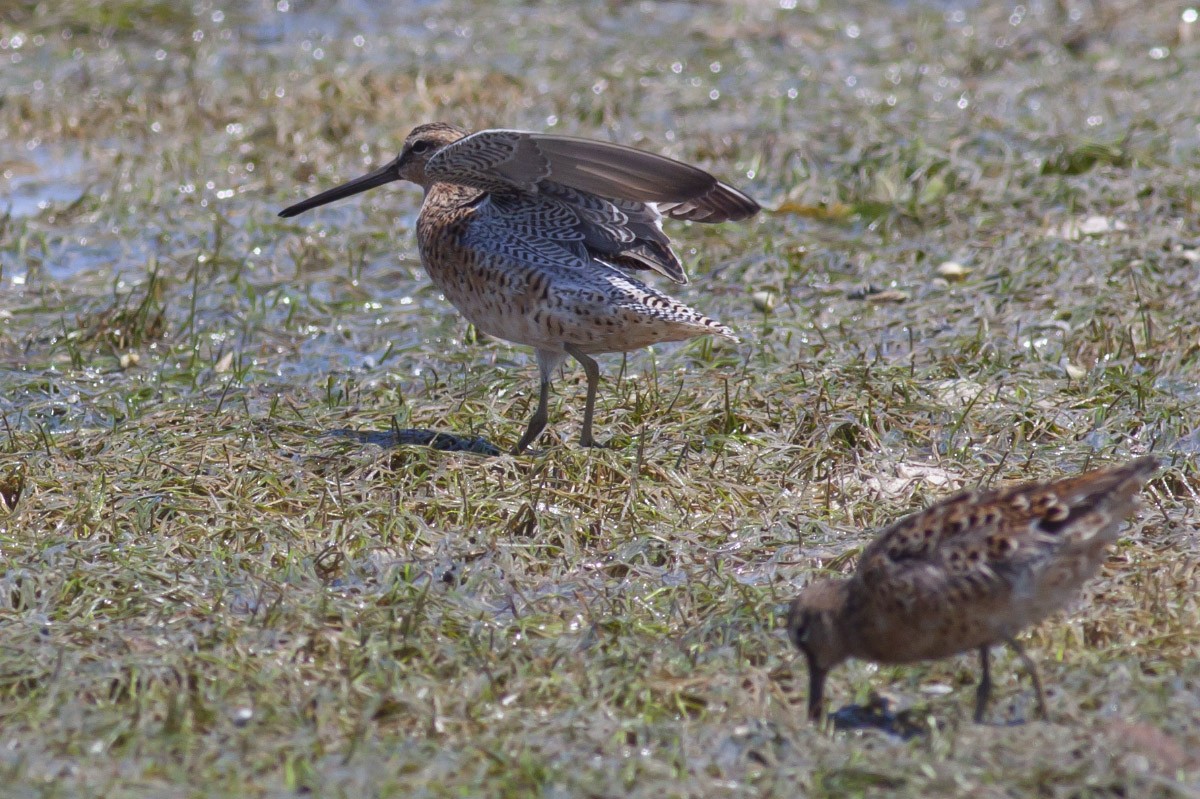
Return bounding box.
[513,350,565,454]
[974,645,992,723]
[564,345,603,448]
[513,379,550,454]
[1006,637,1047,721]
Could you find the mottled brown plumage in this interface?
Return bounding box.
[280,123,759,452]
[788,457,1158,723]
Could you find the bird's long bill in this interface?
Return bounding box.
[807,661,827,722]
[278,159,401,218]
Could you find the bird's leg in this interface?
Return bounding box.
[974,645,992,723]
[565,344,604,448]
[807,661,828,723]
[1006,637,1047,721]
[512,378,550,454]
[513,350,565,455]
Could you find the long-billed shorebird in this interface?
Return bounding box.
[279,124,759,453]
[788,456,1158,723]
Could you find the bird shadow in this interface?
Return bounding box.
[829,700,929,740]
[326,427,503,456]
[829,696,1039,738]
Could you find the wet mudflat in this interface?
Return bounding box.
[1,1,1199,795]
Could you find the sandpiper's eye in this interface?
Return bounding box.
[410,140,433,155]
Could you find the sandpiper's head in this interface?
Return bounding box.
[786,579,852,721]
[278,122,468,218]
[392,122,468,185]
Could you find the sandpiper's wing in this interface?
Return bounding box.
[481,184,688,283]
[853,457,1158,612]
[425,129,760,284]
[454,202,736,345]
[427,129,760,221]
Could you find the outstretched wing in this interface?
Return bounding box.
[425,129,760,284]
[426,129,760,221]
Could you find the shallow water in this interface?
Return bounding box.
[0,143,88,220]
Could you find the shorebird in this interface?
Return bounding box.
[788,456,1158,723]
[279,124,759,453]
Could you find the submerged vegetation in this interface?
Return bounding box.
[1,0,1198,795]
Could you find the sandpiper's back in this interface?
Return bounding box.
[846,456,1158,664]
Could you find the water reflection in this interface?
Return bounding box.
[0,144,86,219]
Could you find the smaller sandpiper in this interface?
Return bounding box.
[787,456,1158,723]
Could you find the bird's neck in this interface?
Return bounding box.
[423,182,484,208]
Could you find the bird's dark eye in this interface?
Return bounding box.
[410,140,433,155]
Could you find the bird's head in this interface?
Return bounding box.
[278,122,468,217]
[787,579,852,721]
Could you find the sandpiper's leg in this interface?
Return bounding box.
[806,660,827,723]
[513,350,565,454]
[974,645,993,723]
[513,380,550,454]
[565,344,602,448]
[1005,637,1047,721]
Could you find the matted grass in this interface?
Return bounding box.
[1,0,1199,796]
